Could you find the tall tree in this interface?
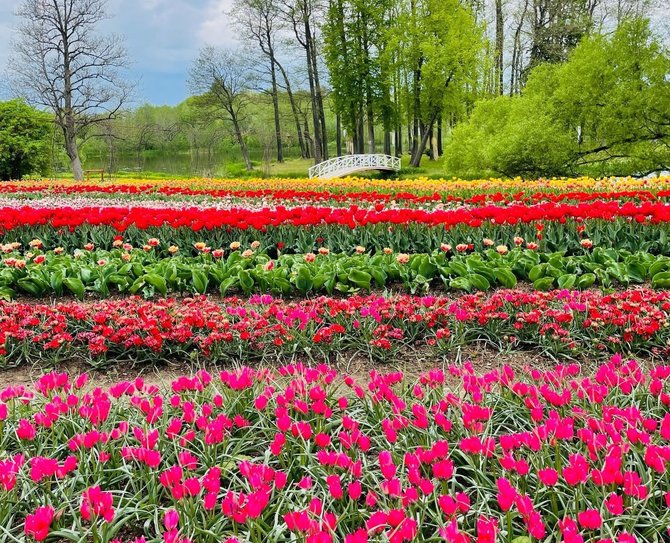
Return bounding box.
[11,0,131,181]
[188,47,254,171]
[231,0,286,163]
[281,0,329,164]
[324,0,394,155]
[392,0,482,167]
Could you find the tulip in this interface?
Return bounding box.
[24,506,55,541]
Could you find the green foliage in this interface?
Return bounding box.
[412,0,483,124]
[0,99,52,180]
[445,19,670,178]
[2,247,668,299]
[324,0,394,142]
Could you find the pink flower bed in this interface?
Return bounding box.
[2,355,670,542]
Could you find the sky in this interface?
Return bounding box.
[0,0,667,107]
[0,0,240,105]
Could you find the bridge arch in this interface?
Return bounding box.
[308,154,401,179]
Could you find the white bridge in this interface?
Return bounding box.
[308,154,402,179]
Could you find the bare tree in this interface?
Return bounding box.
[231,0,286,163]
[189,46,253,171]
[10,0,132,181]
[280,0,329,164]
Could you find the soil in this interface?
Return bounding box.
[0,343,571,389]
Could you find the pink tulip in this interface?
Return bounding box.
[24,506,55,541]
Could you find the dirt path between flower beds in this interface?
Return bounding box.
[0,345,573,389]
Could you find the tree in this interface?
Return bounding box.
[526,0,597,73]
[324,0,394,155]
[397,0,483,167]
[445,19,670,177]
[551,18,669,174]
[280,0,329,164]
[231,0,286,163]
[189,47,254,171]
[0,99,52,180]
[10,0,131,181]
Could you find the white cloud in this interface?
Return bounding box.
[0,0,243,103]
[197,0,238,48]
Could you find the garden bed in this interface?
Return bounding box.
[3,355,670,542]
[3,176,670,542]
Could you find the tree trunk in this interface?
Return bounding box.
[411,111,419,159]
[70,152,84,181]
[62,36,83,182]
[232,115,252,171]
[336,113,342,156]
[410,113,437,167]
[303,119,312,158]
[366,100,375,154]
[384,130,391,156]
[357,106,365,154]
[269,62,284,163]
[395,124,402,157]
[276,61,307,159]
[411,66,421,160]
[437,114,443,156]
[428,125,436,160]
[64,125,84,181]
[495,0,504,95]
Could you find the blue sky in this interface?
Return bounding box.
[1,0,666,106]
[0,0,238,105]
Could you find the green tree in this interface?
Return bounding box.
[0,99,52,180]
[445,18,670,177]
[551,18,670,175]
[324,0,394,154]
[389,0,483,167]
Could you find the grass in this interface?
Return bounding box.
[50,155,451,181]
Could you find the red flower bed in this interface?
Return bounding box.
[2,356,670,542]
[0,200,669,233]
[1,289,669,366]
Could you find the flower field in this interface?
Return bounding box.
[2,175,670,542]
[5,356,670,543]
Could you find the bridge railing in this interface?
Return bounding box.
[308,154,401,179]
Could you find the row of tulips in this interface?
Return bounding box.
[3,245,670,300]
[3,215,670,256]
[9,174,670,195]
[3,201,670,233]
[2,354,670,542]
[1,288,669,367]
[5,183,670,207]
